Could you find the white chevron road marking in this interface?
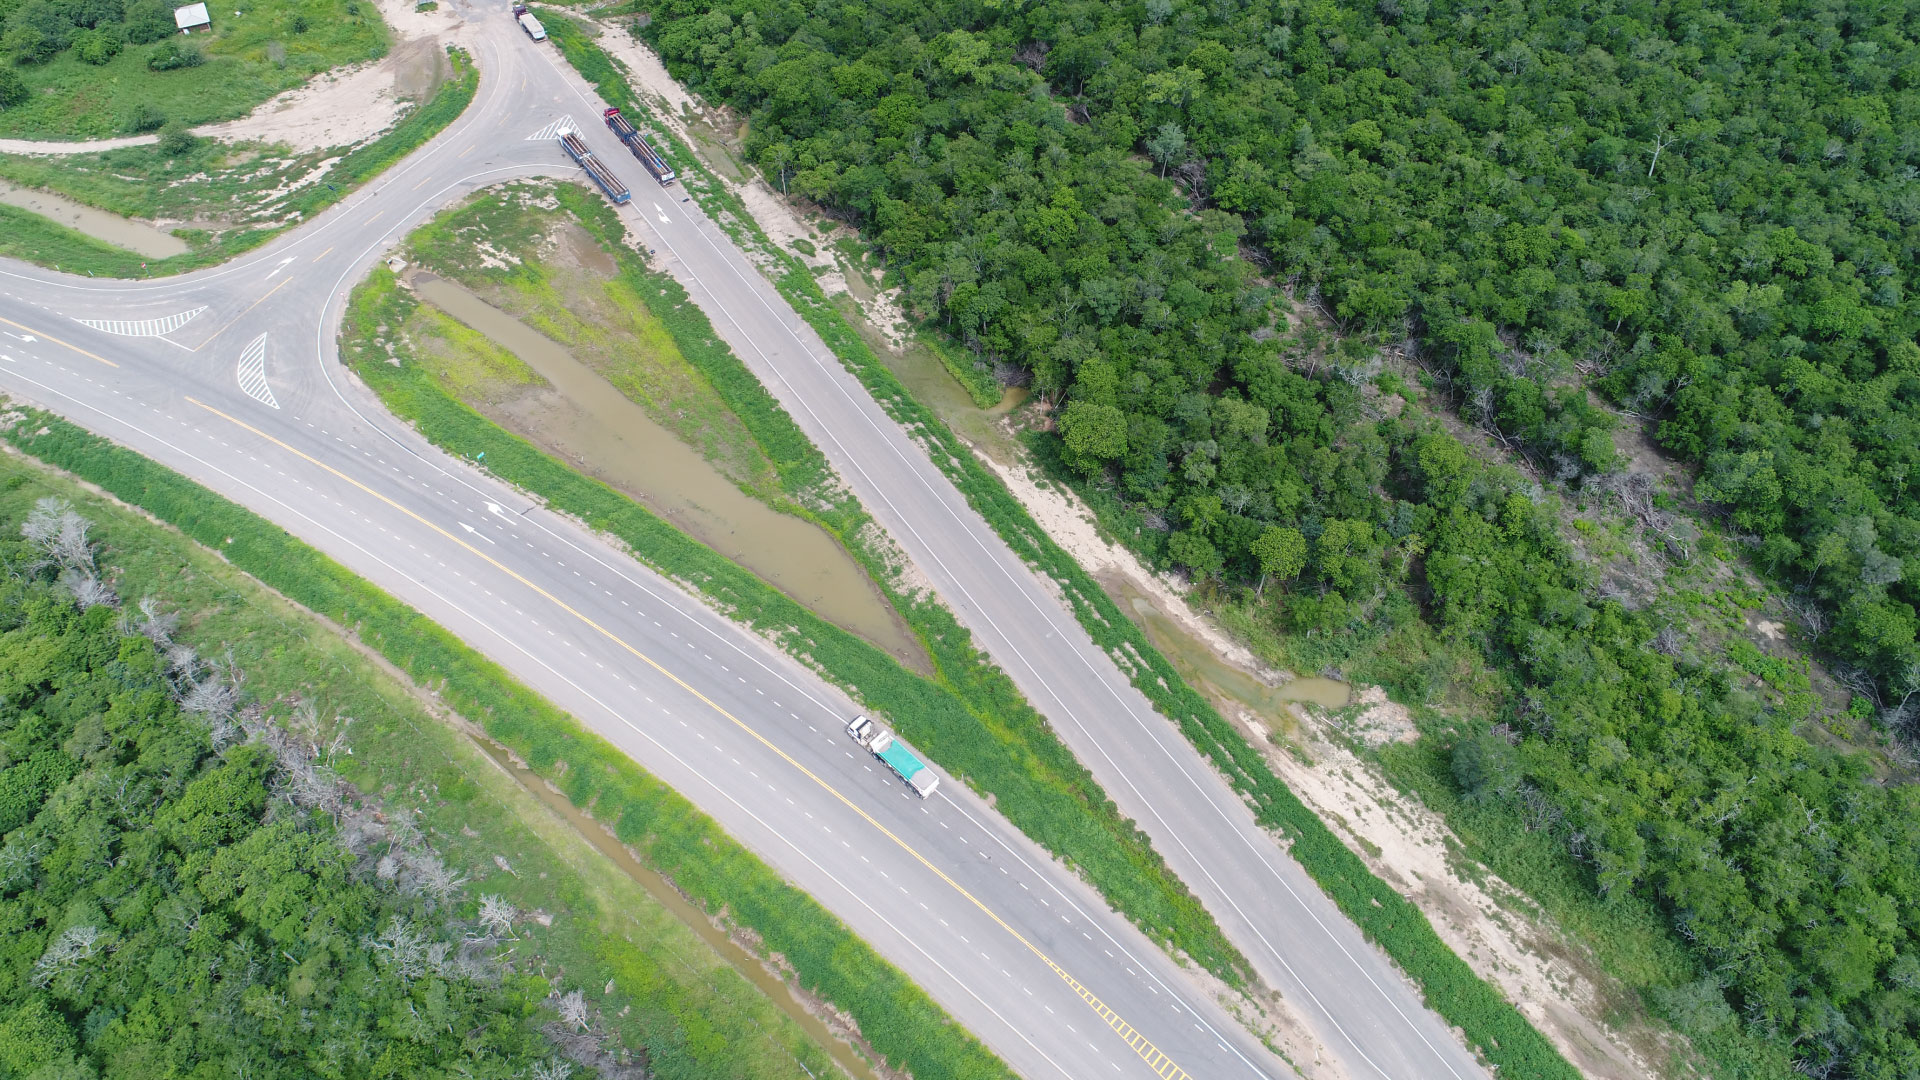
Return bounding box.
[74,306,206,337]
[235,333,278,409]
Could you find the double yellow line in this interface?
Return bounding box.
[186,396,1193,1080]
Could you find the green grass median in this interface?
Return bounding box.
[540,18,1579,1079]
[347,243,1251,987]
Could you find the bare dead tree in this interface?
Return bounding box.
[477,895,518,940]
[1647,127,1677,177]
[1648,624,1684,656]
[1014,40,1049,71]
[365,916,431,983]
[123,595,179,645]
[31,926,105,988]
[1785,596,1830,642]
[22,499,117,608]
[556,988,590,1032]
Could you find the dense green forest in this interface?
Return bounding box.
[0,497,566,1079]
[639,0,1920,1074]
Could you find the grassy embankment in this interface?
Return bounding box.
[355,178,1252,987]
[544,18,1579,1079]
[0,440,847,1079]
[0,403,1017,1080]
[0,44,475,276]
[0,0,386,139]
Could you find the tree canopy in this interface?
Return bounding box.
[0,502,563,1080]
[640,0,1920,1071]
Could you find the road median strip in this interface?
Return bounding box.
[369,180,1253,989]
[540,21,1578,1079]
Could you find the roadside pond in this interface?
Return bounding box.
[0,178,188,259]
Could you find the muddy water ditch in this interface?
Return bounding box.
[0,178,189,259]
[841,298,1026,461]
[1108,576,1349,738]
[469,734,886,1080]
[409,273,928,672]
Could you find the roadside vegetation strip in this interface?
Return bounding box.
[0,46,476,279]
[0,449,841,1080]
[348,257,1250,986]
[539,23,1576,1079]
[0,405,1017,1080]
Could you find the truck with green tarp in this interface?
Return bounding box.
[845,715,940,798]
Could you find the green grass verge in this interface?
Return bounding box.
[348,245,1251,986]
[0,0,386,140]
[0,404,1015,1080]
[0,45,476,278]
[0,136,313,226]
[0,446,849,1080]
[540,20,1581,1079]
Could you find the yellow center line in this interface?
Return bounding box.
[186,396,1194,1080]
[458,143,476,159]
[310,245,335,263]
[0,315,117,367]
[414,176,433,190]
[193,277,293,353]
[366,211,384,225]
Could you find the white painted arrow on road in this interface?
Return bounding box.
[458,520,496,544]
[653,203,671,224]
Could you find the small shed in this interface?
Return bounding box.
[173,2,210,32]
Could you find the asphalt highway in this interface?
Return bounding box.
[0,5,1490,1079]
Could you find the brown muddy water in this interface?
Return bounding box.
[468,733,883,1080]
[0,179,189,259]
[409,273,928,673]
[1111,576,1350,735]
[862,318,1026,459]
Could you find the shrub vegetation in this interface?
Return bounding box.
[605,0,1920,1072]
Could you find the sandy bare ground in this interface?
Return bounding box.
[0,134,157,154]
[198,0,471,151]
[193,54,409,151]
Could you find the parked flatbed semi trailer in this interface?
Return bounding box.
[846,716,940,797]
[511,3,545,39]
[602,107,676,185]
[558,130,631,205]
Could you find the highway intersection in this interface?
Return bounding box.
[0,5,1491,1078]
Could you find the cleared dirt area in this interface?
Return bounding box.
[198,0,467,151]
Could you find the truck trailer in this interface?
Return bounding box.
[512,5,545,40]
[846,716,940,798]
[558,129,631,205]
[602,108,676,185]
